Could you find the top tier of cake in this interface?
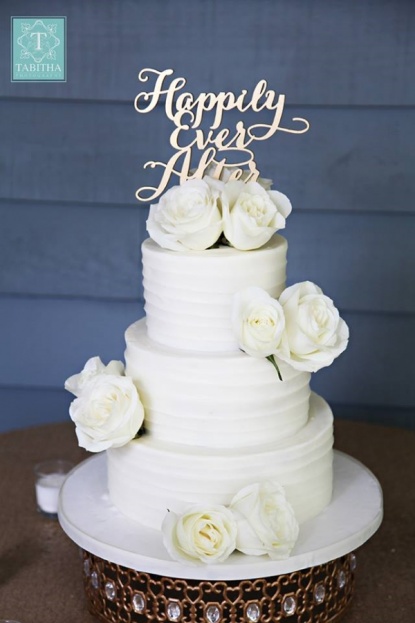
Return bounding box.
[143,233,287,352]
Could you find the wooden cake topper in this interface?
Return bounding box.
[135,68,310,202]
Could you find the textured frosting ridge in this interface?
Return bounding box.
[143,234,287,352]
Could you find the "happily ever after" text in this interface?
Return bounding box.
[135,68,310,202]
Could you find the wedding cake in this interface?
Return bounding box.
[60,72,383,622]
[65,174,349,566]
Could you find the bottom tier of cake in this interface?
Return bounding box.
[107,393,333,529]
[59,449,383,580]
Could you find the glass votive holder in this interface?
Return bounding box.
[34,459,74,519]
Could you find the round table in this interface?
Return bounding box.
[0,418,414,623]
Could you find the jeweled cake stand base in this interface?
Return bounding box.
[59,451,383,623]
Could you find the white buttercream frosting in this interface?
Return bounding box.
[107,393,333,530]
[142,234,287,352]
[125,319,311,449]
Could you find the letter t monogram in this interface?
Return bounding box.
[30,31,47,50]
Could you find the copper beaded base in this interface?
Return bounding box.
[81,550,356,623]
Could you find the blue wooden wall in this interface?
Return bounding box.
[1,0,414,432]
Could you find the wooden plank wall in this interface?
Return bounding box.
[0,0,414,432]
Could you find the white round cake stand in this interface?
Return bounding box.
[59,450,382,581]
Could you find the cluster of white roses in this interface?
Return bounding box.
[147,174,292,252]
[65,357,144,452]
[162,481,299,565]
[232,282,349,373]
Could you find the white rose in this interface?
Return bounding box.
[65,356,124,397]
[222,180,292,250]
[230,481,299,560]
[146,177,223,251]
[278,281,349,373]
[69,374,144,452]
[232,287,287,358]
[162,505,237,565]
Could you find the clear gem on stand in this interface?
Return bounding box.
[246,603,261,622]
[132,592,146,613]
[314,583,326,604]
[282,595,297,616]
[337,569,346,589]
[90,570,99,590]
[105,581,117,601]
[349,553,357,572]
[83,558,91,576]
[206,604,221,623]
[167,601,182,621]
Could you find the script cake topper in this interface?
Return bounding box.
[135,68,310,202]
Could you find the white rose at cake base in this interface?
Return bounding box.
[230,481,299,560]
[161,482,299,564]
[222,181,292,251]
[66,358,144,453]
[162,506,238,565]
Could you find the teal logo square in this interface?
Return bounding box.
[11,16,66,82]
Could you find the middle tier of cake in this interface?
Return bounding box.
[107,393,333,530]
[125,319,311,449]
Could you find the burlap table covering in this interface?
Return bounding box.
[0,418,413,623]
